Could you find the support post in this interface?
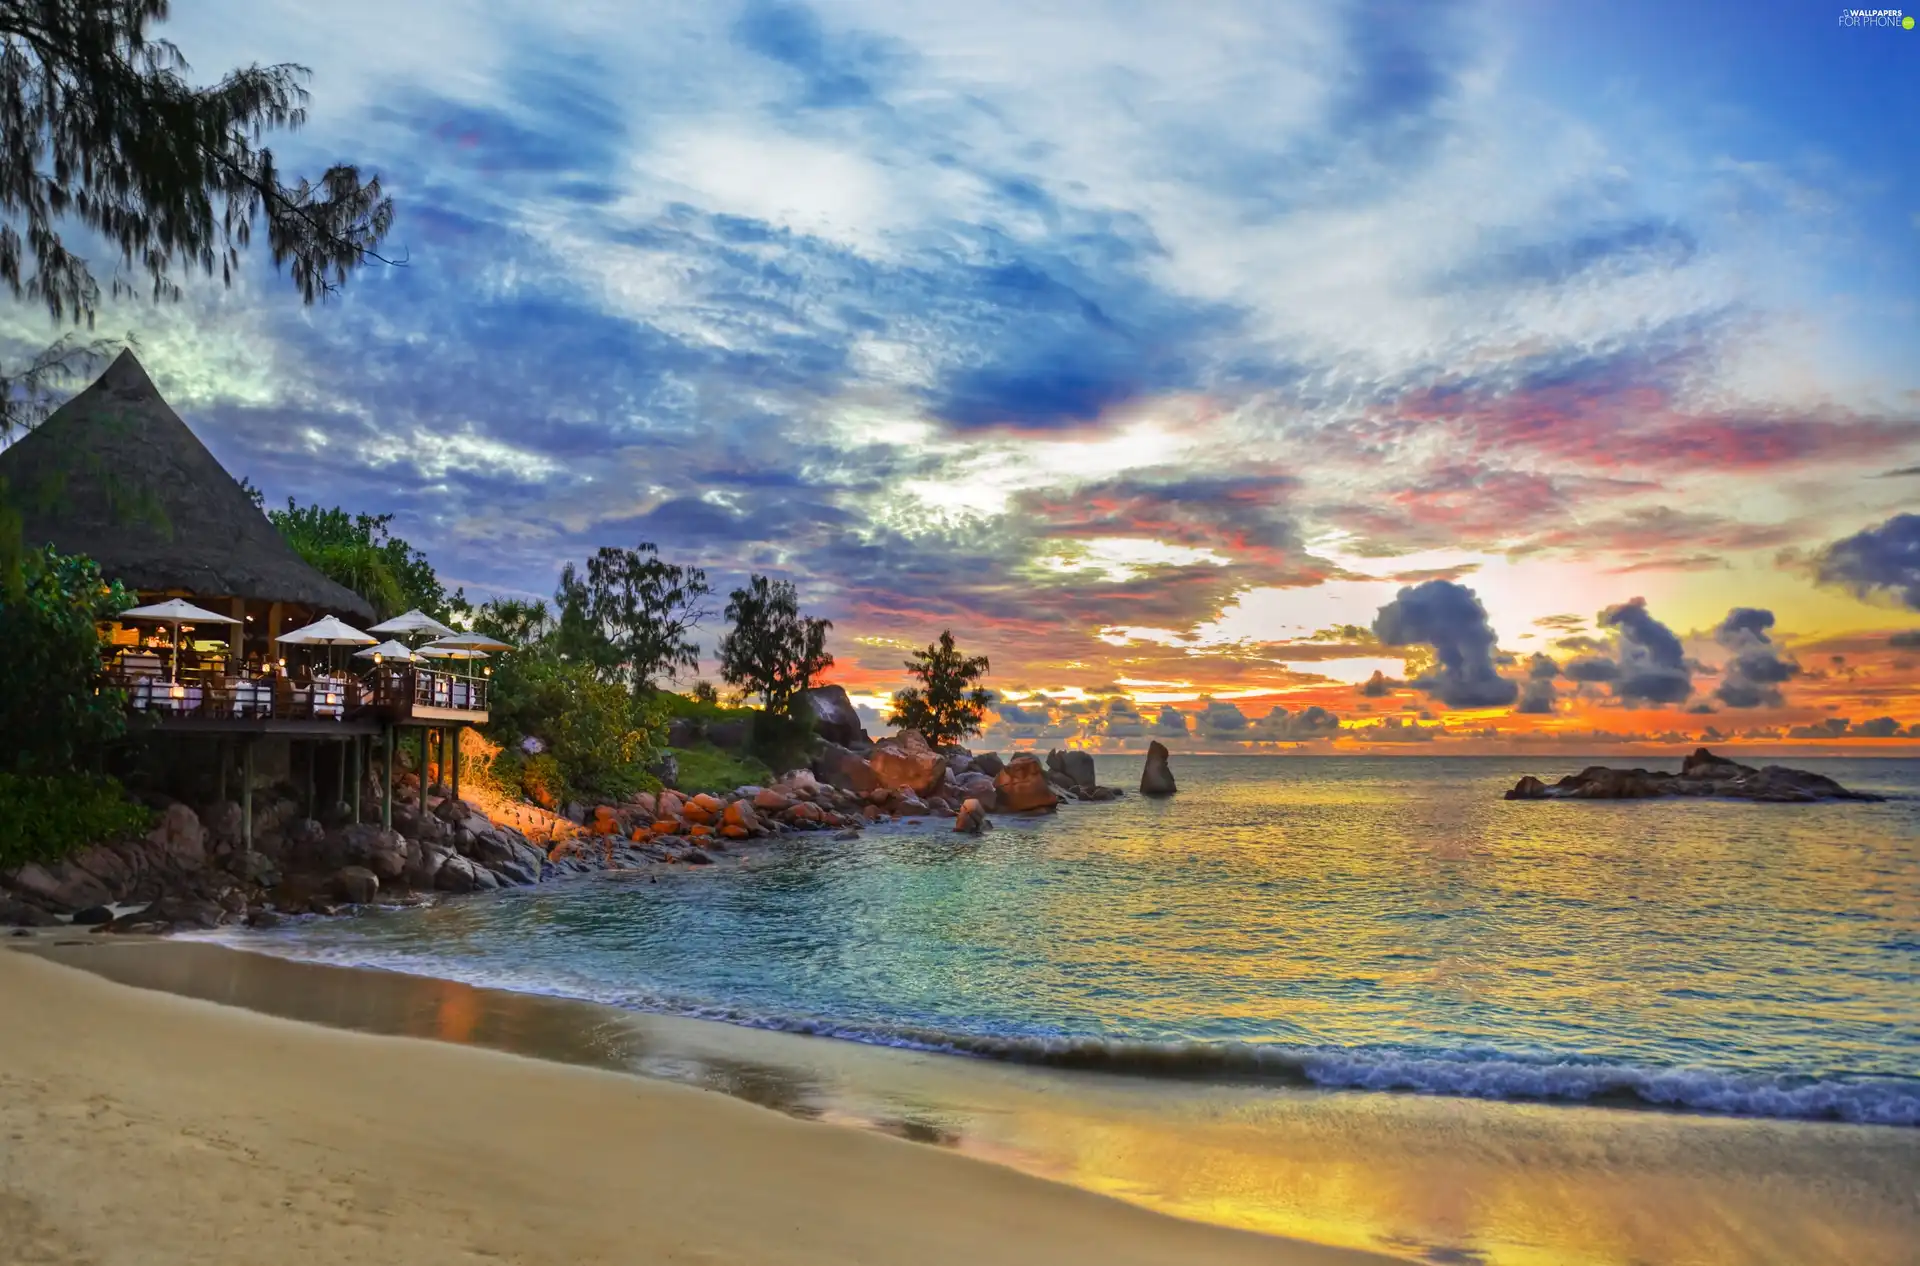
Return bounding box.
[421,727,431,802]
[381,723,394,831]
[215,738,228,803]
[305,741,316,819]
[351,736,363,825]
[451,725,461,804]
[242,739,255,853]
[335,737,346,812]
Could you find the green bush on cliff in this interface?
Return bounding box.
[0,772,150,870]
[668,744,771,795]
[0,546,134,774]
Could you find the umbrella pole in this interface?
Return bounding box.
[171,619,180,684]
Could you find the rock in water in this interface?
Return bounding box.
[1504,748,1882,803]
[993,754,1060,813]
[331,866,381,905]
[953,798,990,834]
[1140,741,1177,797]
[1046,748,1098,792]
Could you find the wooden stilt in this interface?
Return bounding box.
[451,726,461,804]
[420,727,431,801]
[216,738,228,803]
[242,739,255,853]
[381,723,394,831]
[305,741,316,818]
[351,736,363,825]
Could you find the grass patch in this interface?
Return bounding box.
[668,743,771,794]
[655,691,759,726]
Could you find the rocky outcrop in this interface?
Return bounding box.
[954,799,990,834]
[1140,741,1177,797]
[868,730,948,797]
[801,684,869,747]
[1505,748,1883,803]
[813,741,882,794]
[994,753,1059,813]
[1046,749,1098,793]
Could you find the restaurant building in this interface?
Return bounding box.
[0,349,488,843]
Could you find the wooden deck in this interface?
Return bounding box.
[104,663,489,730]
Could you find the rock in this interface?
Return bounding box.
[1046,749,1098,792]
[1080,785,1120,802]
[684,849,714,865]
[434,856,484,893]
[627,790,658,818]
[706,720,750,750]
[869,730,948,797]
[812,741,882,794]
[722,800,759,833]
[124,895,222,930]
[0,896,60,927]
[145,802,208,867]
[202,801,243,848]
[952,772,999,811]
[754,787,795,812]
[666,717,703,748]
[433,797,477,824]
[972,752,1004,779]
[649,752,680,789]
[1140,741,1177,797]
[67,843,133,893]
[591,805,620,835]
[954,799,990,834]
[5,860,111,913]
[801,684,869,746]
[894,792,930,817]
[245,908,281,929]
[832,828,861,841]
[332,866,380,905]
[70,904,115,925]
[994,754,1060,813]
[1505,749,1882,803]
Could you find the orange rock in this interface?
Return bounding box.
[689,823,713,838]
[682,801,713,825]
[652,819,682,835]
[868,729,947,796]
[784,801,824,823]
[753,787,794,812]
[722,800,758,831]
[629,828,647,842]
[691,792,723,814]
[995,753,1059,813]
[720,823,750,840]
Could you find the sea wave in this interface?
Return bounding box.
[200,931,1920,1129]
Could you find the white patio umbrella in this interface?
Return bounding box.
[351,639,418,663]
[422,631,515,652]
[119,598,241,683]
[276,615,377,675]
[368,609,458,640]
[415,642,490,661]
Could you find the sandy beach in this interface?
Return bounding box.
[0,944,1394,1266]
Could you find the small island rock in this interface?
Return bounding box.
[1140,741,1177,797]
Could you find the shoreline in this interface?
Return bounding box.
[0,941,1388,1266]
[15,937,1920,1266]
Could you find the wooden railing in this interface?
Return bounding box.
[103,663,489,723]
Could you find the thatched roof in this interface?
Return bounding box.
[0,349,375,621]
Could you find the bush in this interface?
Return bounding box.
[519,752,564,810]
[0,772,150,869]
[0,547,134,773]
[749,708,815,775]
[668,743,771,795]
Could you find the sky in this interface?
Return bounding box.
[11,0,1920,754]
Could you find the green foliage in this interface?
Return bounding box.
[519,752,564,811]
[887,630,992,747]
[0,772,150,869]
[0,546,132,773]
[717,575,833,715]
[689,679,718,705]
[263,498,463,622]
[0,0,395,334]
[667,743,771,795]
[553,543,710,693]
[748,708,816,776]
[655,687,755,726]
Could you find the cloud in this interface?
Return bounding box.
[1359,669,1403,697]
[1597,598,1693,705]
[1249,704,1343,740]
[1152,706,1192,736]
[1710,606,1798,709]
[1195,696,1250,735]
[1525,652,1559,680]
[1372,579,1518,709]
[1816,514,1920,610]
[1515,678,1557,714]
[1348,715,1442,743]
[1786,716,1918,739]
[1891,630,1920,649]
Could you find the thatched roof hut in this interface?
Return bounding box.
[0,349,374,621]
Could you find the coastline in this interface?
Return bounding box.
[14,938,1920,1266]
[0,942,1387,1266]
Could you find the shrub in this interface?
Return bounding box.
[0,547,133,773]
[0,772,150,869]
[749,708,815,775]
[668,743,771,795]
[519,752,564,810]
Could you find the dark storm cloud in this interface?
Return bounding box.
[1526,652,1559,680]
[1248,704,1342,740]
[1890,630,1920,648]
[1359,669,1403,697]
[1371,579,1518,709]
[1598,598,1693,705]
[1561,656,1621,683]
[1710,606,1799,709]
[1815,514,1920,610]
[1152,706,1192,736]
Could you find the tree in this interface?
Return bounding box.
[717,575,833,715]
[0,0,397,341]
[887,630,991,747]
[0,544,131,772]
[553,543,710,693]
[262,497,463,622]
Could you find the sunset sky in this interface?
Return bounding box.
[9,0,1919,753]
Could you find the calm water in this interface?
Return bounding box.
[237,755,1920,1126]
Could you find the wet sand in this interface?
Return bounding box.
[11,938,1920,1266]
[0,941,1385,1266]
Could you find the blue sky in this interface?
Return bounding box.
[11,0,1919,748]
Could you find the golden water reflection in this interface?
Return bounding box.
[39,941,1919,1266]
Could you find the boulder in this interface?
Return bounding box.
[706,720,750,750]
[433,797,477,824]
[800,684,869,747]
[953,799,990,834]
[1047,749,1099,792]
[1505,775,1550,801]
[1140,741,1177,797]
[812,741,882,794]
[434,855,484,893]
[0,897,60,927]
[202,801,244,849]
[722,800,759,833]
[994,754,1059,814]
[972,752,1004,779]
[754,787,795,813]
[953,771,999,811]
[627,790,658,818]
[331,866,380,905]
[1504,749,1882,803]
[145,802,208,868]
[649,752,680,789]
[869,730,947,797]
[665,717,703,748]
[5,860,111,913]
[70,904,116,926]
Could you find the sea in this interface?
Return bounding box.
[198,754,1920,1263]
